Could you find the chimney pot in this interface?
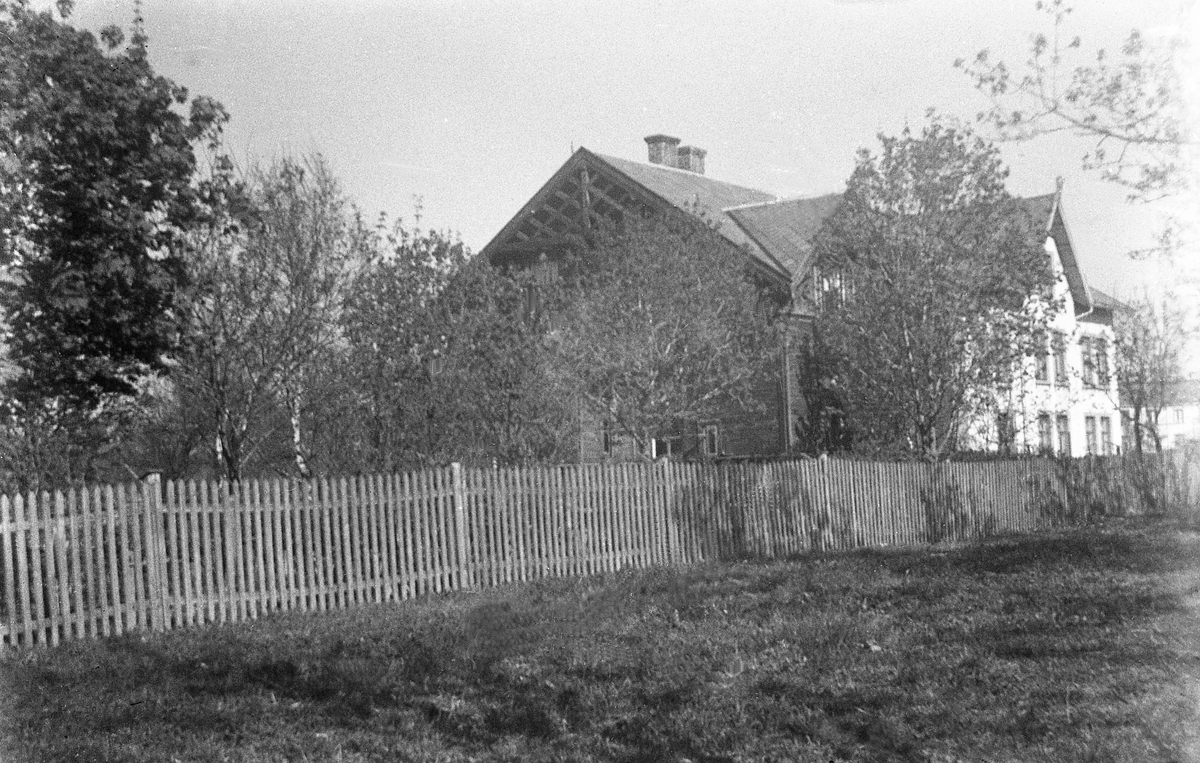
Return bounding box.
[644,134,681,167]
[676,145,707,174]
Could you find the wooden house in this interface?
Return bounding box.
[480,135,1123,459]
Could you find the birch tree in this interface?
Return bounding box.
[178,154,364,480]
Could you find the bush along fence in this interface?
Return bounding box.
[1,454,1194,651]
[1056,448,1200,520]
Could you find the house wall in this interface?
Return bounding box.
[1157,404,1200,449]
[1123,402,1200,451]
[965,233,1123,456]
[575,334,797,462]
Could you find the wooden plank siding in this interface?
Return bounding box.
[3,454,1195,651]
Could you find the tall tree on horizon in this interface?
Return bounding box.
[0,0,226,409]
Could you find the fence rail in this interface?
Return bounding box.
[2,453,1196,650]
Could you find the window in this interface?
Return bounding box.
[699,423,721,458]
[1081,337,1096,387]
[996,412,1014,454]
[1095,339,1110,387]
[1035,349,1049,383]
[1085,416,1098,455]
[523,256,558,321]
[818,270,845,311]
[1100,417,1114,455]
[1056,414,1071,455]
[1038,413,1053,453]
[652,437,678,460]
[523,283,541,321]
[1052,332,1068,386]
[1175,408,1186,424]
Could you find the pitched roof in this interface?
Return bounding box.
[725,194,843,278]
[592,156,1092,312]
[590,152,787,274]
[594,153,776,214]
[1088,286,1126,312]
[1019,193,1093,315]
[483,147,1100,316]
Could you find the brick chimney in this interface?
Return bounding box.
[644,134,681,167]
[676,145,706,175]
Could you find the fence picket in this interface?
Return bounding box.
[353,476,372,603]
[5,454,1195,652]
[432,468,450,592]
[316,477,334,610]
[114,485,141,633]
[1,496,15,648]
[589,465,607,572]
[14,494,34,645]
[270,478,289,611]
[481,468,499,586]
[47,492,68,645]
[397,472,415,599]
[435,467,452,592]
[451,464,468,590]
[407,471,426,596]
[376,475,395,602]
[304,479,324,611]
[282,479,299,610]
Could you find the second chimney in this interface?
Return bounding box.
[645,134,681,167]
[676,145,706,175]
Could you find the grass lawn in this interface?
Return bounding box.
[2,518,1198,762]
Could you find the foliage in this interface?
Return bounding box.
[548,217,779,457]
[0,0,226,408]
[1114,293,1187,453]
[174,154,368,481]
[0,397,125,493]
[808,116,1056,458]
[426,260,577,465]
[955,0,1192,203]
[337,217,470,471]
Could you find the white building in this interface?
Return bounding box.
[975,189,1124,456]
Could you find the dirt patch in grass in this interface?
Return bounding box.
[2,518,1198,762]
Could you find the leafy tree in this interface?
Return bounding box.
[338,217,469,472]
[338,228,572,469]
[808,117,1056,458]
[175,154,366,481]
[429,260,577,465]
[957,1,1198,412]
[0,0,226,408]
[548,218,778,458]
[956,0,1192,203]
[1114,293,1186,452]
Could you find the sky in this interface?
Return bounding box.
[61,0,1198,300]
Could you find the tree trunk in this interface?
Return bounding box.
[290,391,312,479]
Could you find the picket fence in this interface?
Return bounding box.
[0,456,1147,651]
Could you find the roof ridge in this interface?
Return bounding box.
[725,191,844,213]
[592,151,775,195]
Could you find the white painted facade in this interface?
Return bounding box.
[966,200,1123,456]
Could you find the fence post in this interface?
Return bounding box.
[142,473,169,633]
[451,463,469,590]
